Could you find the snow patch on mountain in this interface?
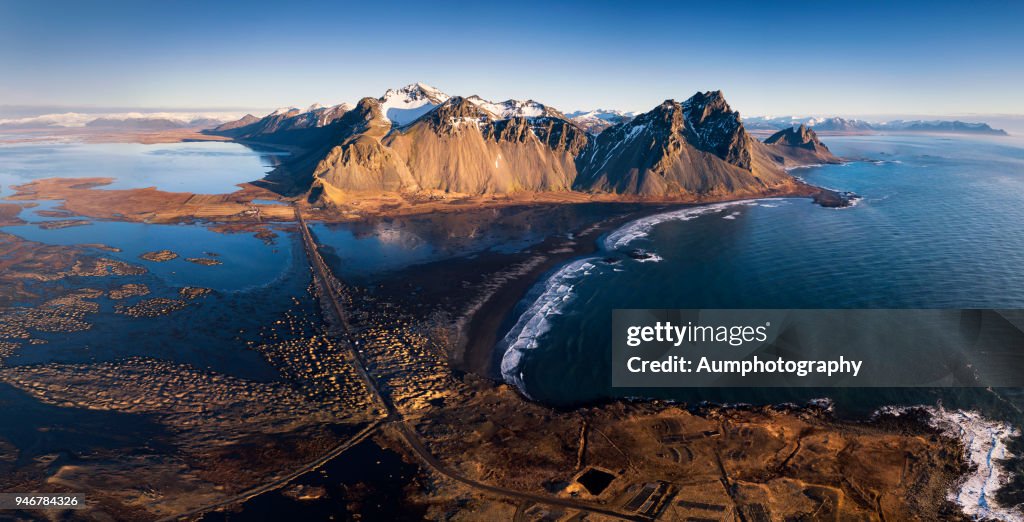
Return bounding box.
[378,83,451,126]
[565,109,636,121]
[466,96,553,120]
[566,109,636,134]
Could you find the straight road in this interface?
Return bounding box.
[294,207,645,521]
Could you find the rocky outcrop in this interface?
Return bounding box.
[763,124,841,166]
[572,92,795,197]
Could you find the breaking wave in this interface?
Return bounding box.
[603,199,761,251]
[499,258,600,395]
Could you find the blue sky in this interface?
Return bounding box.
[2,0,1022,117]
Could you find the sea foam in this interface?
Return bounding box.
[603,199,760,251]
[877,406,1022,521]
[499,258,599,395]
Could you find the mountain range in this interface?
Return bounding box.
[744,115,1008,135]
[0,112,240,131]
[564,109,636,134]
[209,84,841,205]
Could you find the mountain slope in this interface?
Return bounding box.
[572,91,795,198]
[212,114,259,132]
[208,103,354,146]
[310,95,588,200]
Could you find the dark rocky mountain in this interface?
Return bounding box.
[763,124,841,166]
[572,92,795,197]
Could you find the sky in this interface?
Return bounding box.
[2,0,1022,118]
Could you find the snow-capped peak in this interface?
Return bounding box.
[566,108,636,134]
[565,109,636,121]
[270,107,301,117]
[378,82,451,125]
[465,96,554,120]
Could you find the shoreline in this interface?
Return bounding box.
[454,188,839,380]
[455,204,668,376]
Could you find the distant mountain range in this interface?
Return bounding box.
[564,109,636,134]
[207,84,844,205]
[0,112,245,131]
[744,115,1008,135]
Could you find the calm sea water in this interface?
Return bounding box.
[0,141,285,195]
[501,134,1024,421]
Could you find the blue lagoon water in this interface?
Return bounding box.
[0,140,286,195]
[2,220,293,292]
[501,135,1024,418]
[0,140,302,379]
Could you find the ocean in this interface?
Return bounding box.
[501,134,1024,411]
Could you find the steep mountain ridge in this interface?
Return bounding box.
[763,124,841,166]
[573,92,794,197]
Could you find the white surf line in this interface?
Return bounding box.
[603,199,762,251]
[878,406,1022,521]
[498,257,599,395]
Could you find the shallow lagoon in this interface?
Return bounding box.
[3,220,293,292]
[0,140,285,195]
